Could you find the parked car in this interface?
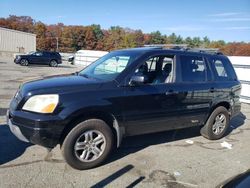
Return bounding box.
[14,51,62,67]
[68,55,74,65]
[7,47,241,170]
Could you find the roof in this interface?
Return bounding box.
[0,27,36,37]
[115,47,224,57]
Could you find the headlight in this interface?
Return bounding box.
[22,94,59,113]
[16,55,21,59]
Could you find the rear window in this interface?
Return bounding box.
[180,55,207,82]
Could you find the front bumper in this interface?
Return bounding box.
[7,111,29,142]
[6,110,66,148]
[14,58,21,64]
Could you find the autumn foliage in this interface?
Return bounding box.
[1,15,250,56]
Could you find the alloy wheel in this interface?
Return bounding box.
[212,113,226,135]
[74,130,106,162]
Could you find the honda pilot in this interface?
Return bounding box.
[7,47,241,170]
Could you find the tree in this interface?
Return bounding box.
[85,26,97,50]
[150,31,165,44]
[167,33,177,44]
[185,37,194,47]
[203,36,210,48]
[1,15,250,55]
[34,22,47,50]
[192,37,202,47]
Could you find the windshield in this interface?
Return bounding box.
[78,51,141,81]
[28,51,35,55]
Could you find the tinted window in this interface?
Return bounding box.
[210,57,235,81]
[134,55,174,84]
[35,52,43,56]
[180,55,206,82]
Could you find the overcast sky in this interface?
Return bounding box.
[0,0,250,42]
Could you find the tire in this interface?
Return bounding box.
[49,60,58,67]
[20,59,29,66]
[61,119,114,170]
[200,106,230,140]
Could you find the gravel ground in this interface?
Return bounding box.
[0,60,250,188]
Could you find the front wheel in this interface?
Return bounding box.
[200,106,230,140]
[49,60,58,67]
[61,119,114,170]
[20,59,29,66]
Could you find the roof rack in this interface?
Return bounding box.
[143,44,188,49]
[143,44,223,55]
[185,48,223,55]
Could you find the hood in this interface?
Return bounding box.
[21,74,104,95]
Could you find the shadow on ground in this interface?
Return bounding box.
[0,124,32,165]
[0,112,246,171]
[106,112,246,165]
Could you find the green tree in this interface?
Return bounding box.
[150,31,165,44]
[167,33,177,44]
[185,37,194,47]
[203,36,210,48]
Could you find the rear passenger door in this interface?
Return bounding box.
[175,54,214,127]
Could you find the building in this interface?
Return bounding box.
[0,27,36,60]
[228,56,250,104]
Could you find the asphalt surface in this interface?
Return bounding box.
[0,60,250,188]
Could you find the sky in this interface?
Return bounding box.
[0,0,250,42]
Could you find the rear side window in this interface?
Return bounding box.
[180,55,206,82]
[210,57,236,81]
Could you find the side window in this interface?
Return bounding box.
[35,52,43,56]
[134,55,174,84]
[180,55,206,82]
[210,58,234,81]
[145,57,158,72]
[214,60,227,77]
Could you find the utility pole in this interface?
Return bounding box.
[56,37,59,52]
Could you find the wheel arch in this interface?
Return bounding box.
[205,101,231,123]
[50,59,58,62]
[60,110,124,148]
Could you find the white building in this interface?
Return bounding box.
[0,27,36,59]
[74,50,109,66]
[228,56,250,104]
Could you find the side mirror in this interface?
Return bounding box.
[129,75,145,86]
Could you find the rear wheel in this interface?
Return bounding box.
[61,119,114,170]
[20,59,29,66]
[200,106,230,140]
[50,60,58,67]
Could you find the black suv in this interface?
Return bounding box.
[14,51,62,67]
[7,47,241,170]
